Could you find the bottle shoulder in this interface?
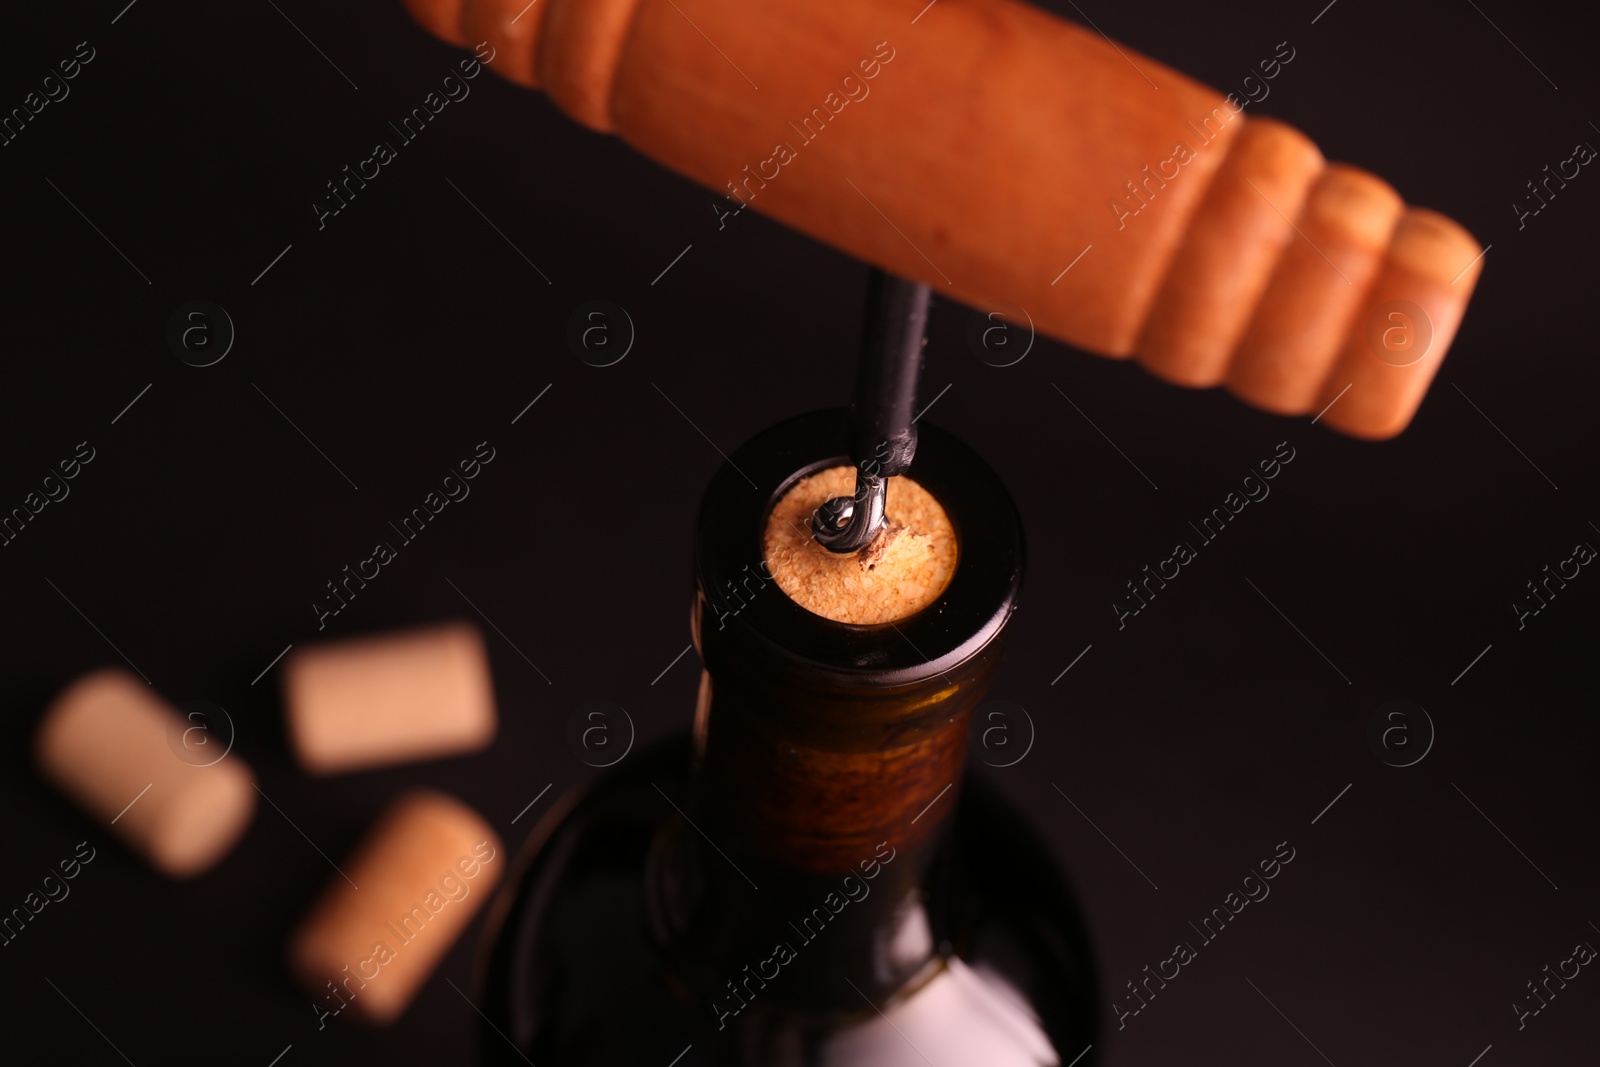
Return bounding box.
[476,737,1098,1066]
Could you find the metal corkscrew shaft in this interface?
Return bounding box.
[811,271,932,553]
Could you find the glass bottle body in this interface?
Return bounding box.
[477,733,1098,1065]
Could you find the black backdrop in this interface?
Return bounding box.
[1,0,1596,1064]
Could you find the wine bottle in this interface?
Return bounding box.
[476,410,1098,1065]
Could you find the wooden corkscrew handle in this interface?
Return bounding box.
[406,0,1485,439]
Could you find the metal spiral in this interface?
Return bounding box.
[811,472,888,552]
[809,271,932,554]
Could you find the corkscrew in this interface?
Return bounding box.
[810,271,933,553]
[401,0,1485,440]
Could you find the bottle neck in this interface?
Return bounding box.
[660,409,1024,1020]
[691,647,992,873]
[645,621,1005,1017]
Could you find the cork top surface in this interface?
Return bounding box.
[763,465,958,625]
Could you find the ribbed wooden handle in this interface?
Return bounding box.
[408,0,1484,439]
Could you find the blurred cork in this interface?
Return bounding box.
[764,466,957,624]
[283,621,497,775]
[35,669,256,878]
[288,790,503,1026]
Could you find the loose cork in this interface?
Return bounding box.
[283,622,497,776]
[288,790,503,1026]
[35,669,257,878]
[763,466,957,624]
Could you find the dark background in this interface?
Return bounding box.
[1,0,1595,1063]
